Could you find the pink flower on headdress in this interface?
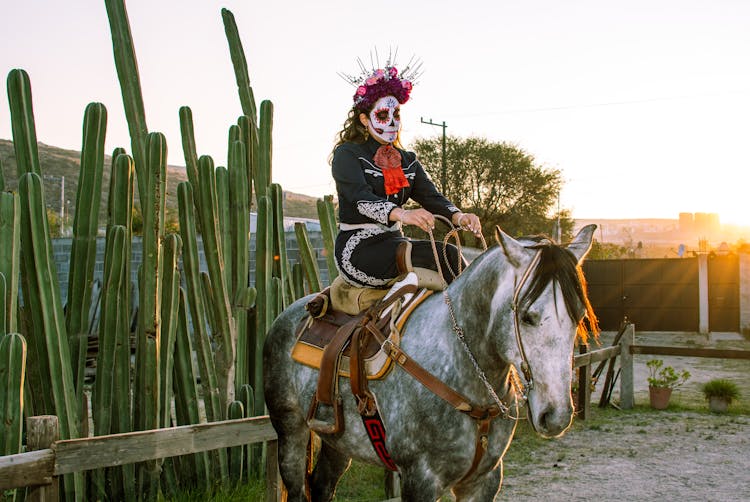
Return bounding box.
[401,80,412,91]
[388,66,398,78]
[356,86,367,96]
[365,76,379,86]
[374,68,385,78]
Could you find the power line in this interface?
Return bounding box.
[451,88,750,118]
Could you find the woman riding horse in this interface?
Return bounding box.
[263,53,600,502]
[331,57,482,291]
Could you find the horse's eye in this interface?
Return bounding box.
[521,311,539,326]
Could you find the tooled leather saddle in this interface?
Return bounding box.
[291,281,432,435]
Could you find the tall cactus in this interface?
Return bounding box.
[216,165,232,290]
[228,140,249,302]
[92,225,128,437]
[0,276,5,337]
[7,69,41,177]
[0,332,25,502]
[255,101,273,199]
[19,172,83,499]
[236,115,256,209]
[158,233,182,497]
[196,155,236,407]
[271,183,293,308]
[221,8,257,125]
[18,172,80,439]
[0,332,26,456]
[233,286,256,391]
[177,181,229,479]
[133,132,167,498]
[6,68,52,416]
[294,222,323,293]
[0,191,20,334]
[317,195,338,284]
[91,224,128,500]
[253,195,273,412]
[106,152,136,501]
[172,289,210,490]
[67,102,107,398]
[177,182,222,423]
[104,0,148,202]
[159,233,182,431]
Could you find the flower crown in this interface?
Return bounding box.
[339,53,423,112]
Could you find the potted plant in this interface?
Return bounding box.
[701,378,740,413]
[646,359,690,409]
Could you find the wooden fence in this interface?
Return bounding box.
[573,323,750,417]
[0,415,282,501]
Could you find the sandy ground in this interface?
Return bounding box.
[499,331,750,502]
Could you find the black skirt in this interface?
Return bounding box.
[334,228,463,288]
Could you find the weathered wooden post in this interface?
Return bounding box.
[26,415,59,502]
[576,343,591,419]
[265,438,283,502]
[619,323,635,409]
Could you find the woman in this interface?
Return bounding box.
[331,62,481,289]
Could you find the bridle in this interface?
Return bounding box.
[426,219,543,420]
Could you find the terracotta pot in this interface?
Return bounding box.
[649,386,672,409]
[708,396,729,413]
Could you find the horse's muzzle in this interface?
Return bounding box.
[532,403,573,438]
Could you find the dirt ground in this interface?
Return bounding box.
[499,331,750,502]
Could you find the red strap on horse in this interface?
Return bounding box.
[360,410,398,471]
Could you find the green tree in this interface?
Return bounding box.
[412,136,571,239]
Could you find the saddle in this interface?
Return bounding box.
[292,240,443,436]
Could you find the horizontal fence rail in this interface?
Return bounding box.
[0,415,281,500]
[630,345,750,360]
[573,345,621,368]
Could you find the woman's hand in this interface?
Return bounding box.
[452,212,482,237]
[391,208,435,233]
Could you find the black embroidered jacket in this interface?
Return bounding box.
[332,137,459,226]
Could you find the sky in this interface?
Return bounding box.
[1,0,749,226]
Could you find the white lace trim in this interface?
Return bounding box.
[356,200,397,225]
[340,227,392,287]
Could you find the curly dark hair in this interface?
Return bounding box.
[329,105,403,165]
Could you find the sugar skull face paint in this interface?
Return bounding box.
[366,95,401,144]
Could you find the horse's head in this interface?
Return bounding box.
[493,224,597,438]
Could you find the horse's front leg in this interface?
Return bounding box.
[451,464,504,502]
[399,464,446,502]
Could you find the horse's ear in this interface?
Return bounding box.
[494,225,523,268]
[567,224,597,264]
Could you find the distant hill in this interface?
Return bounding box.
[0,139,322,223]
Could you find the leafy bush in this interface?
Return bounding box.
[646,359,690,389]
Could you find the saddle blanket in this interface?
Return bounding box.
[291,288,433,380]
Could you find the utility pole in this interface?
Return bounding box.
[556,189,561,243]
[420,117,447,191]
[61,175,65,223]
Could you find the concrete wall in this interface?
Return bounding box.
[50,231,330,307]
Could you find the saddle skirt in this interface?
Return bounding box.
[291,287,433,380]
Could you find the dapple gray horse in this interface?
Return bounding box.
[264,225,597,501]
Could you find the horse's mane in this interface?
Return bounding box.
[517,236,599,342]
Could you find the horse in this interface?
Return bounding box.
[263,224,598,501]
